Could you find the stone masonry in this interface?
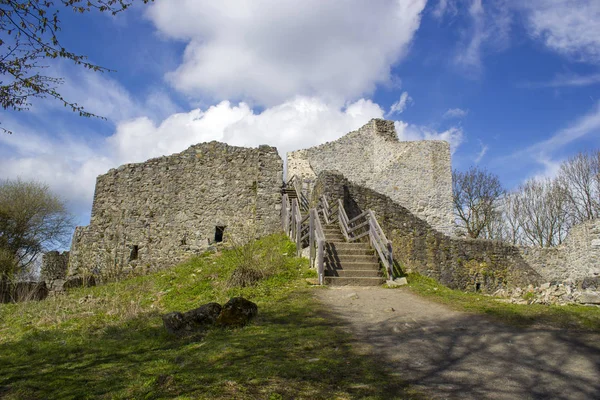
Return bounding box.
[287,119,454,235]
[312,171,542,292]
[520,219,600,284]
[68,142,283,278]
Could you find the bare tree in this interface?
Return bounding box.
[0,179,73,280]
[511,178,570,247]
[0,0,153,133]
[452,167,505,239]
[498,192,524,245]
[556,150,600,224]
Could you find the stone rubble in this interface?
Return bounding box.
[491,281,600,306]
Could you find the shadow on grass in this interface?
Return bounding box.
[0,291,424,399]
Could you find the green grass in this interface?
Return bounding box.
[0,234,422,399]
[407,273,600,331]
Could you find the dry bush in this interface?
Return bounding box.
[224,222,288,288]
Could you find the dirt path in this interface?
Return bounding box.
[316,287,600,400]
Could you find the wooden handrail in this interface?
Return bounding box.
[284,192,394,284]
[348,210,370,225]
[287,174,309,212]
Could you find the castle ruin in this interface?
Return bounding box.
[44,119,598,296]
[68,141,282,277]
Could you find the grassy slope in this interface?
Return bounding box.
[407,273,600,331]
[0,235,422,400]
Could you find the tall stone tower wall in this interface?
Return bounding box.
[69,142,283,277]
[287,119,454,235]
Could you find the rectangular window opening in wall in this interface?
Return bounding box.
[130,245,139,261]
[215,226,226,243]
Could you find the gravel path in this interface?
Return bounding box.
[316,286,600,400]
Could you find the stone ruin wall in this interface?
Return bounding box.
[68,142,283,278]
[520,219,600,285]
[312,171,542,292]
[313,170,600,293]
[287,119,454,236]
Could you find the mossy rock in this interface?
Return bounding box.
[216,297,258,328]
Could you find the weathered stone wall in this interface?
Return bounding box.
[288,119,454,235]
[312,171,542,292]
[521,219,600,285]
[41,251,69,281]
[69,142,283,277]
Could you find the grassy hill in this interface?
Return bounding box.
[0,234,421,400]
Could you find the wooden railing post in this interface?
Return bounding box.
[282,194,289,235]
[387,241,394,279]
[291,199,297,240]
[296,216,302,257]
[309,210,315,268]
[317,239,324,285]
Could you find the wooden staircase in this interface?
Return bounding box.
[282,176,393,286]
[322,223,385,286]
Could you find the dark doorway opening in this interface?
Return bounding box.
[215,226,226,243]
[130,245,139,261]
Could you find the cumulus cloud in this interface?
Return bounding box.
[521,0,600,64]
[387,91,413,116]
[146,0,427,105]
[0,97,384,222]
[443,107,468,118]
[29,63,180,124]
[394,121,464,153]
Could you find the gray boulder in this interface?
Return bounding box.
[578,292,600,305]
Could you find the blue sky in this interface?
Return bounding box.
[1,0,600,228]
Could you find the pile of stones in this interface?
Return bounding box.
[491,281,600,306]
[162,297,258,335]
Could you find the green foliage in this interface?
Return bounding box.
[0,234,422,399]
[0,178,73,280]
[407,273,600,331]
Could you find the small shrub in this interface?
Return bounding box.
[227,265,269,288]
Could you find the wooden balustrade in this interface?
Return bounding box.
[282,191,394,284]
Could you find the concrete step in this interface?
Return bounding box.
[324,276,385,286]
[325,261,381,271]
[325,269,382,278]
[325,237,346,243]
[325,254,377,263]
[326,248,374,256]
[326,242,371,250]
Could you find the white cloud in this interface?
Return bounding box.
[527,101,600,155]
[443,107,468,118]
[146,0,427,106]
[521,72,600,88]
[507,101,600,178]
[474,140,488,163]
[387,91,413,116]
[453,0,511,73]
[522,0,600,64]
[0,97,384,222]
[29,63,180,124]
[394,121,464,153]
